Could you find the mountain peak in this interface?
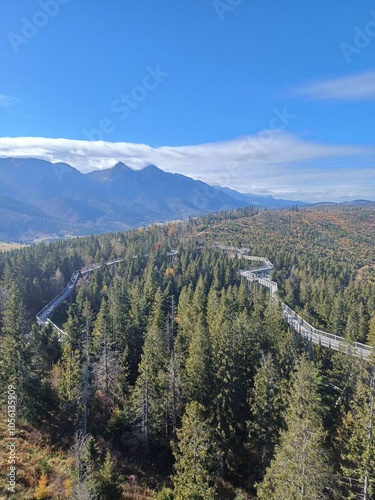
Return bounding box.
[0,156,313,243]
[142,164,163,173]
[88,161,134,181]
[112,162,133,172]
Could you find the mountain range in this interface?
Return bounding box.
[0,157,307,242]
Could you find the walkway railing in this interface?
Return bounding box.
[222,246,374,360]
[36,259,126,328]
[37,245,374,359]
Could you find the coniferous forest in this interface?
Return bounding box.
[0,205,375,499]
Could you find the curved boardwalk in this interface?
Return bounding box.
[36,253,178,334]
[37,245,373,359]
[36,258,125,328]
[219,246,373,360]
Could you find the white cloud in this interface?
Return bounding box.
[0,94,18,109]
[0,134,373,202]
[297,70,375,101]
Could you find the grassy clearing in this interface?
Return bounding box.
[0,242,27,252]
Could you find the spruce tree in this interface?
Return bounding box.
[183,316,212,406]
[247,353,283,470]
[97,451,122,499]
[367,314,375,347]
[329,295,347,337]
[173,401,218,499]
[132,289,168,448]
[209,290,243,474]
[58,342,82,411]
[128,279,149,378]
[92,297,111,353]
[164,352,183,440]
[257,356,336,500]
[109,276,130,352]
[174,284,194,369]
[337,365,375,499]
[0,284,33,416]
[63,304,84,352]
[183,278,212,406]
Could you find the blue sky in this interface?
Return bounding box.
[0,0,374,201]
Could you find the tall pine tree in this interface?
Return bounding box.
[132,289,168,449]
[337,364,375,499]
[173,401,218,500]
[257,356,336,499]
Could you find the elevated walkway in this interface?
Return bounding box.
[230,246,373,360]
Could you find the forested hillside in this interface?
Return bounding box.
[0,205,374,499]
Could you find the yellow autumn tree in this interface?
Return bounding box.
[35,473,49,500]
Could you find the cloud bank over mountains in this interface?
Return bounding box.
[0,133,373,202]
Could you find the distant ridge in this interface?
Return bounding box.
[340,200,375,206]
[216,186,307,209]
[2,157,368,243]
[0,158,247,242]
[312,200,375,207]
